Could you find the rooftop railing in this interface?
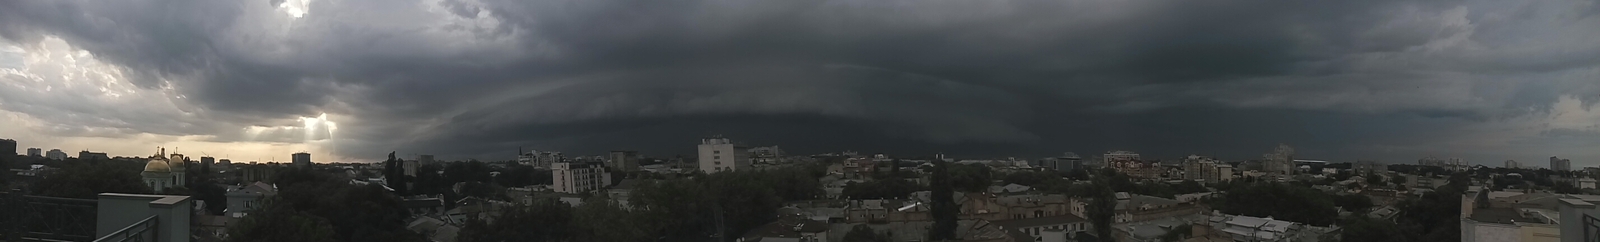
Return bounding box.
[91,215,158,242]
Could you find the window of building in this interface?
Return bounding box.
[714,150,721,154]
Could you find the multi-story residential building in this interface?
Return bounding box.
[0,138,14,156]
[1183,155,1218,181]
[1353,160,1387,175]
[1036,152,1084,172]
[1195,213,1337,242]
[27,147,42,157]
[994,215,1091,242]
[517,149,563,169]
[292,152,312,168]
[607,150,641,172]
[226,182,277,218]
[1418,156,1466,171]
[552,162,610,194]
[45,149,67,160]
[1104,151,1140,164]
[698,137,750,173]
[1506,160,1522,169]
[1069,192,1202,224]
[78,151,109,160]
[748,146,784,164]
[1459,188,1564,242]
[1551,156,1572,171]
[1261,144,1295,176]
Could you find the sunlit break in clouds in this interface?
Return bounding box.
[276,0,311,18]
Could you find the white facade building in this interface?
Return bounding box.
[552,162,611,194]
[1103,151,1140,164]
[518,149,563,169]
[698,137,749,173]
[1506,160,1522,169]
[27,148,41,157]
[45,149,67,160]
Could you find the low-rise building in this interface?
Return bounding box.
[993,215,1090,242]
[737,215,830,242]
[225,182,277,218]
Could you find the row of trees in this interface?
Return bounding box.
[1340,173,1471,242]
[229,168,424,242]
[458,165,826,242]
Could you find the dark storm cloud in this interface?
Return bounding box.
[1,0,1598,162]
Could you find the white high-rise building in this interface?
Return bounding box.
[552,162,610,194]
[1504,160,1521,169]
[45,149,67,160]
[698,137,749,173]
[27,148,41,157]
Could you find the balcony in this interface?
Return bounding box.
[2,191,190,242]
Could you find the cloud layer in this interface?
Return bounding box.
[0,0,1597,164]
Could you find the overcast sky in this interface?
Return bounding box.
[1,0,1596,165]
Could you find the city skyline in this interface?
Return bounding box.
[1,0,1597,164]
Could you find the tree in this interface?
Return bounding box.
[1160,224,1192,242]
[1087,179,1117,241]
[1214,182,1338,226]
[1001,171,1059,187]
[1365,173,1386,187]
[1063,168,1090,181]
[458,200,576,242]
[226,202,338,242]
[236,167,425,242]
[947,163,993,193]
[843,225,889,242]
[929,160,958,241]
[1339,217,1407,242]
[30,160,151,199]
[1333,194,1375,213]
[1173,180,1208,194]
[571,195,649,242]
[842,178,924,199]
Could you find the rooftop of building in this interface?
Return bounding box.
[741,216,830,241]
[1468,207,1544,225]
[992,214,1087,229]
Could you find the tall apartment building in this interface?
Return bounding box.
[1183,155,1216,180]
[1182,155,1233,184]
[0,139,15,156]
[1353,160,1387,175]
[27,148,42,157]
[698,137,750,173]
[518,149,563,169]
[45,149,67,160]
[1261,144,1295,176]
[749,146,785,164]
[1505,160,1521,169]
[292,152,312,168]
[1551,156,1573,171]
[552,162,611,194]
[608,150,640,172]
